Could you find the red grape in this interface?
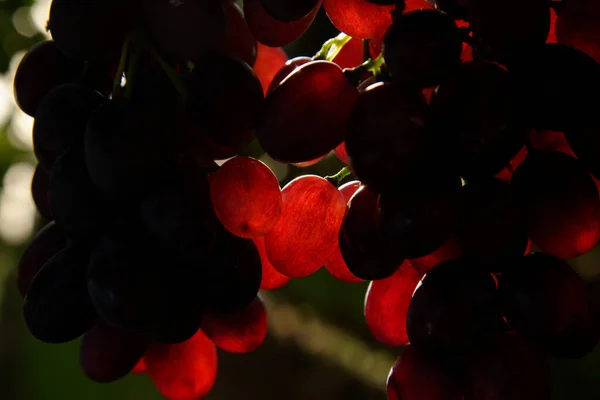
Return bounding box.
[210,156,282,238]
[324,180,363,283]
[364,261,422,347]
[333,142,349,165]
[254,236,291,290]
[495,145,527,182]
[548,7,558,44]
[80,321,147,383]
[511,151,600,258]
[386,345,463,400]
[17,222,67,298]
[339,185,402,280]
[201,297,268,353]
[464,333,551,400]
[323,0,394,39]
[408,237,462,275]
[265,175,346,278]
[244,0,321,47]
[257,61,358,164]
[499,253,600,359]
[31,164,52,220]
[332,37,364,69]
[223,2,258,66]
[530,130,575,157]
[132,358,146,374]
[267,56,311,94]
[556,0,600,62]
[145,329,218,400]
[13,41,82,117]
[253,43,288,95]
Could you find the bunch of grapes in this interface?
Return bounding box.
[13,0,600,398]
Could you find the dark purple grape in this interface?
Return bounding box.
[458,178,528,264]
[87,234,206,344]
[383,10,462,88]
[80,321,147,383]
[407,259,499,356]
[512,44,600,132]
[49,150,107,238]
[13,41,82,117]
[339,185,401,281]
[31,164,52,220]
[185,52,264,151]
[345,82,433,193]
[499,253,600,359]
[511,151,600,259]
[24,245,96,343]
[566,120,600,181]
[141,0,227,63]
[430,61,529,181]
[259,0,320,22]
[48,0,134,61]
[17,222,67,298]
[464,333,551,400]
[33,83,104,172]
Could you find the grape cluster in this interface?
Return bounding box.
[13,0,600,399]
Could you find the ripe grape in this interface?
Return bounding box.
[325,180,363,283]
[260,0,321,22]
[465,0,550,60]
[210,157,282,238]
[464,333,551,400]
[253,236,291,290]
[17,222,67,298]
[49,150,107,238]
[185,52,264,151]
[145,329,218,400]
[339,185,401,280]
[364,261,422,346]
[323,0,394,39]
[132,358,146,374]
[13,41,82,117]
[80,321,148,383]
[430,61,529,180]
[201,297,268,353]
[499,253,600,359]
[265,175,346,278]
[33,83,104,172]
[253,43,288,95]
[257,61,358,164]
[408,237,462,275]
[345,82,432,192]
[386,345,463,400]
[458,179,528,263]
[267,56,311,94]
[48,0,134,61]
[383,10,462,88]
[244,0,321,47]
[223,2,258,66]
[24,245,96,344]
[407,259,499,355]
[512,44,600,132]
[556,0,600,63]
[141,0,227,63]
[333,142,349,165]
[331,37,364,69]
[31,164,52,220]
[565,120,600,181]
[511,151,600,258]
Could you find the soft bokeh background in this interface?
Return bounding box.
[0,1,598,399]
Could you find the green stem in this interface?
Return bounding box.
[313,33,352,61]
[142,42,187,103]
[343,53,385,86]
[326,166,353,186]
[112,32,135,98]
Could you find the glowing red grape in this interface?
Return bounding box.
[332,37,363,69]
[145,329,218,400]
[244,0,321,47]
[408,237,462,275]
[253,43,288,95]
[210,157,282,238]
[132,358,146,374]
[323,0,394,39]
[265,175,346,278]
[364,261,422,347]
[333,142,349,165]
[254,236,290,290]
[556,0,600,62]
[267,56,311,94]
[201,297,268,353]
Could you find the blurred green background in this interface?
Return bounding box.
[0,1,598,399]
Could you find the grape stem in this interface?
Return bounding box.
[362,39,371,63]
[325,166,353,186]
[343,53,385,86]
[142,42,187,103]
[112,32,136,98]
[313,33,353,62]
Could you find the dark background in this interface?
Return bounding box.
[0,1,598,399]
